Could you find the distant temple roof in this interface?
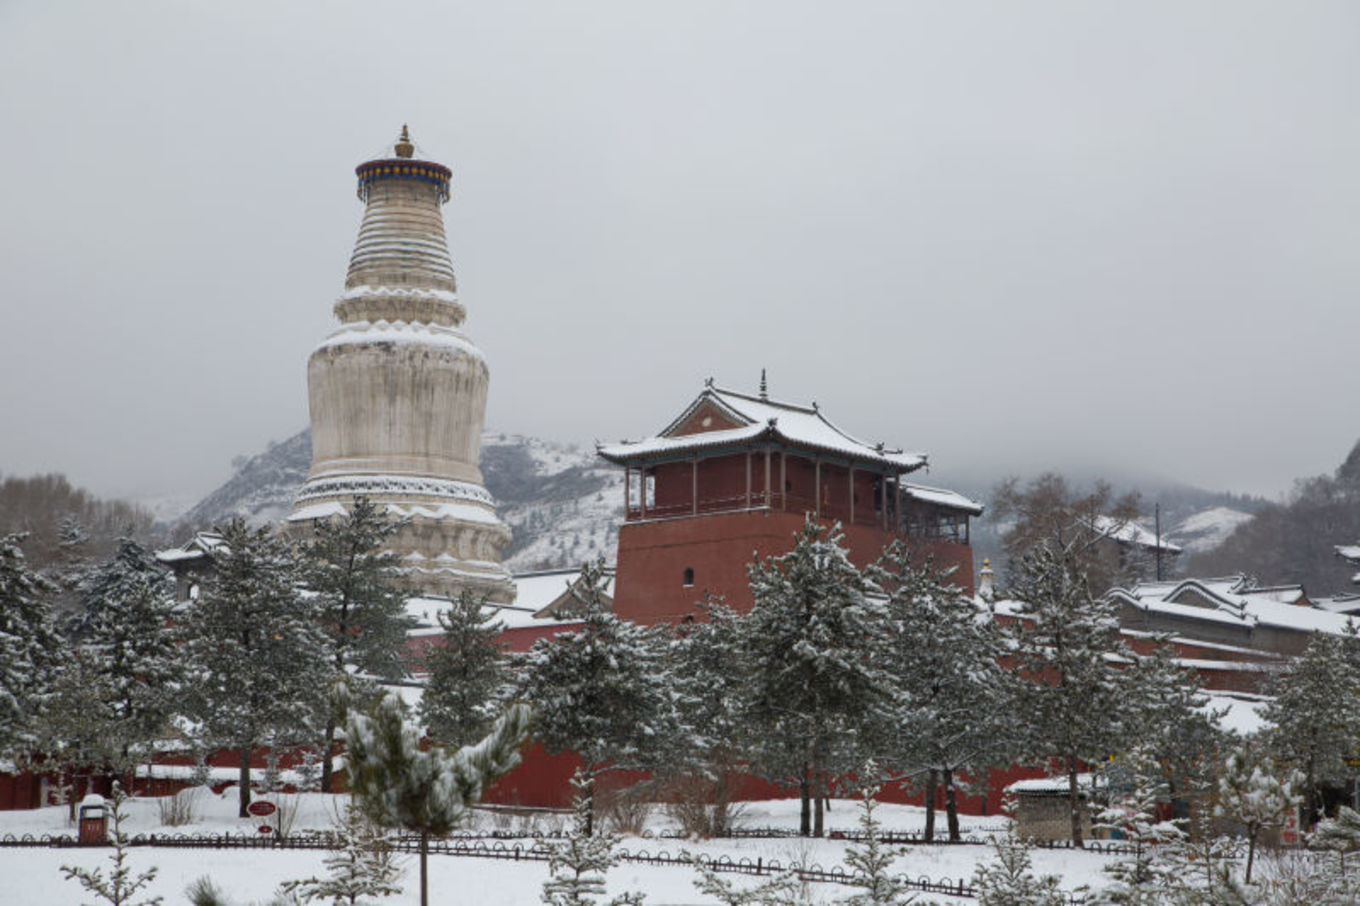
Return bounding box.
[597,381,928,473]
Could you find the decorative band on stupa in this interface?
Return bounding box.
[286,126,515,604]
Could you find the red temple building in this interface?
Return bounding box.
[598,378,981,624]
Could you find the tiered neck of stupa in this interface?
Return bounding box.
[334,126,467,328]
[287,127,515,604]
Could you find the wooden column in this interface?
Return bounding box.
[881,472,888,530]
[624,467,631,518]
[692,455,699,515]
[849,466,856,524]
[640,468,647,518]
[745,451,752,509]
[781,451,787,512]
[764,445,772,507]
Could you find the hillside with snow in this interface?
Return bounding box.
[172,429,623,572]
[1170,506,1256,554]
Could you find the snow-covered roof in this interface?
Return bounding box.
[1090,516,1182,554]
[901,483,983,515]
[404,568,603,638]
[1112,576,1353,637]
[598,383,927,472]
[1201,691,1272,737]
[155,531,228,564]
[1006,773,1102,796]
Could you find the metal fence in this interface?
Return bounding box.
[0,831,1099,903]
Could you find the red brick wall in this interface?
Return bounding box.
[613,509,974,624]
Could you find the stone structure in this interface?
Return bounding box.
[287,127,514,603]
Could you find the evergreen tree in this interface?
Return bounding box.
[663,598,750,837]
[742,517,889,837]
[60,782,164,906]
[685,854,800,906]
[1007,541,1132,846]
[1262,633,1360,828]
[1120,642,1223,822]
[299,497,412,793]
[419,590,508,748]
[280,802,403,905]
[1092,746,1187,905]
[838,770,911,906]
[1214,742,1301,884]
[540,769,644,906]
[519,559,674,834]
[31,647,121,819]
[0,532,58,756]
[870,540,1010,842]
[345,690,530,906]
[73,538,183,772]
[971,807,1065,906]
[181,519,329,817]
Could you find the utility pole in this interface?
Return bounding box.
[1155,502,1163,582]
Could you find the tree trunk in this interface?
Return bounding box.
[1245,830,1257,885]
[813,787,825,838]
[943,767,961,842]
[584,770,595,837]
[812,752,825,838]
[320,717,336,794]
[923,769,938,843]
[799,764,811,837]
[419,829,429,906]
[239,748,252,819]
[1067,757,1083,847]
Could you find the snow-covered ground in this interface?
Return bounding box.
[0,790,1115,904]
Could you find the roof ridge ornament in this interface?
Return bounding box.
[759,368,768,401]
[704,376,715,389]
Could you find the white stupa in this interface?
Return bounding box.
[287,127,515,603]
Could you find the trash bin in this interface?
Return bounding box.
[77,794,108,845]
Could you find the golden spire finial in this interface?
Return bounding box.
[395,124,414,159]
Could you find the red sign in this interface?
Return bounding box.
[247,801,277,818]
[257,824,274,834]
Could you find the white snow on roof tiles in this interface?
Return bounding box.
[599,384,926,470]
[902,483,983,515]
[1090,516,1182,553]
[1117,576,1356,637]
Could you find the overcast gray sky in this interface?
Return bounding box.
[1,1,1356,505]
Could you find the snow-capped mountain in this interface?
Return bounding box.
[1168,506,1255,554]
[173,429,623,572]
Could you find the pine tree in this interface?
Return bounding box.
[345,690,529,906]
[32,647,121,819]
[838,770,911,906]
[419,590,507,748]
[1120,642,1222,823]
[540,769,644,906]
[1092,746,1187,905]
[685,854,799,906]
[60,782,164,906]
[73,538,183,773]
[299,497,412,793]
[1007,541,1132,846]
[971,806,1065,906]
[1214,742,1301,884]
[1262,633,1360,828]
[180,519,330,818]
[742,517,889,837]
[663,598,750,837]
[870,540,1010,842]
[519,559,674,834]
[0,532,59,756]
[280,802,403,905]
